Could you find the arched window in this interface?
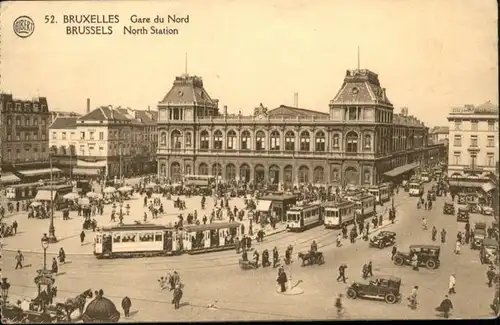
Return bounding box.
[213,130,223,150]
[364,134,372,150]
[313,166,325,184]
[315,131,325,152]
[241,131,251,150]
[240,164,250,182]
[300,131,310,151]
[212,163,222,177]
[226,164,236,180]
[200,130,209,150]
[198,163,208,175]
[227,130,236,150]
[330,168,340,182]
[160,132,167,146]
[270,130,280,151]
[171,130,181,149]
[298,166,309,183]
[171,162,182,181]
[346,131,358,153]
[255,131,265,151]
[332,133,340,149]
[285,131,295,151]
[185,132,192,147]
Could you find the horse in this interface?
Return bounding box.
[63,289,93,320]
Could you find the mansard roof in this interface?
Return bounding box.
[332,69,392,106]
[159,74,216,107]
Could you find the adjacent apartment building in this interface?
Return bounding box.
[447,101,499,192]
[0,93,53,185]
[49,100,158,178]
[156,71,444,186]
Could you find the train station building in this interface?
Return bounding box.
[156,69,445,187]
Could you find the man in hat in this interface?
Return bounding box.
[121,296,132,317]
[448,273,456,294]
[172,284,183,309]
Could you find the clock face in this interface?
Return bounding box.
[352,87,359,94]
[258,114,264,119]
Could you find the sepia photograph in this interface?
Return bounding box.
[0,0,498,322]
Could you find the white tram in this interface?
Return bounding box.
[323,200,356,229]
[286,203,323,232]
[94,224,180,259]
[182,222,241,254]
[368,183,391,204]
[353,194,376,220]
[409,180,424,196]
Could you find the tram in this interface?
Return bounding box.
[183,222,241,254]
[420,171,431,183]
[93,224,180,259]
[6,182,41,200]
[409,180,424,196]
[353,194,376,220]
[323,200,356,229]
[93,222,241,259]
[368,183,391,204]
[344,188,364,201]
[286,203,323,232]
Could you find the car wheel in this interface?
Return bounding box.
[426,260,437,269]
[385,293,397,304]
[346,288,357,299]
[394,255,404,266]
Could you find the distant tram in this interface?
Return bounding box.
[93,222,241,259]
[368,183,391,204]
[353,194,376,220]
[323,200,356,229]
[286,203,323,232]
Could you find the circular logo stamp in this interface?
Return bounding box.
[13,16,35,38]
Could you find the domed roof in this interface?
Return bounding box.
[82,296,120,323]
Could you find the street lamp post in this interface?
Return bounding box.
[41,233,49,270]
[48,153,57,243]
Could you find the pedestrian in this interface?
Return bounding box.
[391,245,397,260]
[336,233,342,247]
[277,267,288,292]
[448,273,456,294]
[441,229,446,243]
[487,267,496,288]
[362,264,368,279]
[435,295,453,319]
[172,285,183,309]
[15,250,24,269]
[454,240,461,254]
[12,220,18,234]
[80,231,86,245]
[121,296,132,317]
[431,226,437,241]
[367,261,373,277]
[411,253,419,271]
[337,264,347,283]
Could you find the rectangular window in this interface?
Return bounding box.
[453,152,461,165]
[89,131,94,140]
[487,136,495,147]
[470,135,478,147]
[488,121,495,132]
[99,132,104,140]
[453,135,461,147]
[454,121,461,130]
[62,132,67,140]
[186,133,192,147]
[471,120,478,131]
[270,137,280,151]
[52,132,57,140]
[486,154,495,166]
[80,132,85,140]
[348,107,357,121]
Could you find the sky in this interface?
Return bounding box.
[1,0,498,127]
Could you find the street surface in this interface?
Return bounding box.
[2,181,497,321]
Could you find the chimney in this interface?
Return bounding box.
[294,93,299,108]
[86,98,90,113]
[148,105,150,112]
[223,105,228,116]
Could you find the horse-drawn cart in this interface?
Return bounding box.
[298,251,325,266]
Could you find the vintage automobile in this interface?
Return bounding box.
[480,206,494,216]
[369,231,396,249]
[443,201,455,215]
[427,190,436,201]
[298,251,325,266]
[457,208,469,223]
[480,238,499,265]
[472,222,488,250]
[393,244,441,269]
[346,275,402,304]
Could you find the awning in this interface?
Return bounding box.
[482,182,496,193]
[256,200,272,212]
[18,168,62,177]
[0,172,21,184]
[35,190,56,201]
[72,168,101,176]
[384,162,419,177]
[448,181,485,188]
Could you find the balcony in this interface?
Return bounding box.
[467,145,480,153]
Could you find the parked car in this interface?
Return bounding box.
[393,244,441,269]
[369,231,396,249]
[472,222,488,250]
[346,275,402,304]
[480,238,499,265]
[443,201,455,215]
[457,208,469,223]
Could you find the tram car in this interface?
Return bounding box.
[182,222,241,254]
[5,182,40,200]
[323,200,356,229]
[368,183,391,204]
[94,224,180,259]
[353,194,376,220]
[286,203,323,232]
